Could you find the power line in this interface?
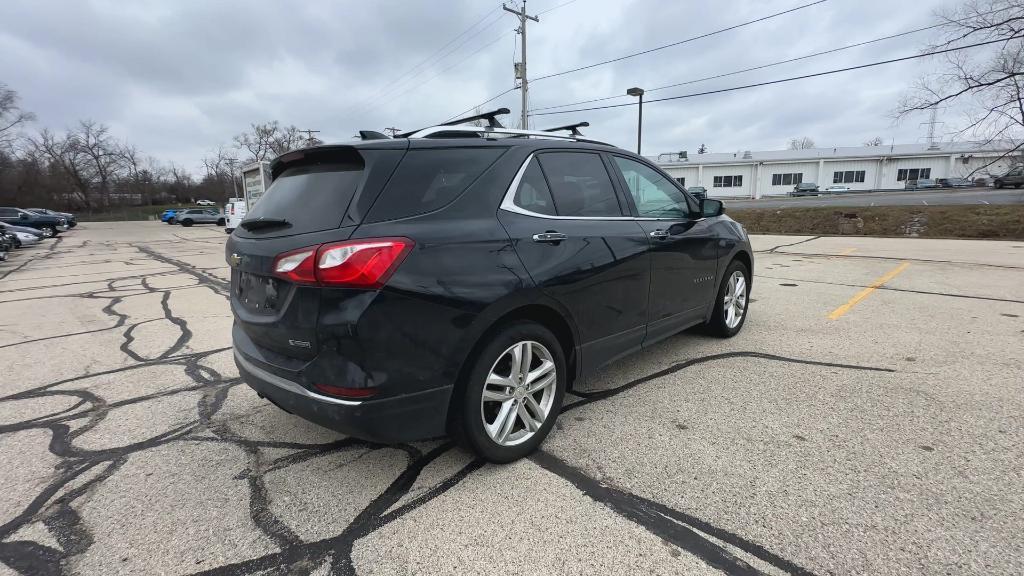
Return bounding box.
[347,5,506,115]
[370,29,512,113]
[537,0,580,16]
[531,6,1013,113]
[531,21,955,112]
[531,0,828,82]
[530,35,1024,117]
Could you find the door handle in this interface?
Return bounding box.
[649,229,670,239]
[532,232,568,244]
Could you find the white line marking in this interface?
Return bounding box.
[922,200,929,205]
[981,200,990,204]
[870,202,875,206]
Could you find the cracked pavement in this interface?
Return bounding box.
[0,222,1022,575]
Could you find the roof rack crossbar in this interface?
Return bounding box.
[404,125,613,147]
[542,122,589,136]
[396,108,511,138]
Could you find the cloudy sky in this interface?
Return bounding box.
[0,0,974,172]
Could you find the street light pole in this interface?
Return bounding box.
[627,87,644,155]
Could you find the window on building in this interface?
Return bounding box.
[833,170,866,184]
[712,175,743,188]
[896,168,931,181]
[674,177,685,187]
[771,172,803,186]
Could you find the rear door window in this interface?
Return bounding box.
[366,148,504,222]
[512,161,557,216]
[536,152,623,217]
[243,163,364,235]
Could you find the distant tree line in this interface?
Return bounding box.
[0,82,320,211]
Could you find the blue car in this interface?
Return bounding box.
[160,209,181,224]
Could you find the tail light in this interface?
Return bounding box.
[271,238,413,288]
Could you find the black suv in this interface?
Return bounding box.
[228,113,753,462]
[0,207,67,237]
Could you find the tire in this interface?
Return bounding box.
[166,218,176,225]
[181,219,193,227]
[39,226,56,238]
[455,321,566,463]
[217,218,226,226]
[706,259,750,338]
[995,180,1004,189]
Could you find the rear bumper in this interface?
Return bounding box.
[233,348,453,443]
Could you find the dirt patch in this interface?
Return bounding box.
[728,205,1024,239]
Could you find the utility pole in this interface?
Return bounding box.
[224,158,240,199]
[504,2,539,130]
[383,127,402,137]
[300,128,321,146]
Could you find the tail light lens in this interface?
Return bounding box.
[270,238,413,288]
[272,247,318,284]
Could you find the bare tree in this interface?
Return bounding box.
[788,136,816,150]
[234,121,310,162]
[0,83,35,151]
[897,0,1024,173]
[863,136,885,146]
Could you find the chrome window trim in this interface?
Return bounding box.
[234,349,363,406]
[499,153,637,221]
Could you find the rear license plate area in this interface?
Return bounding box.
[235,271,282,314]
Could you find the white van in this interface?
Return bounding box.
[224,198,247,233]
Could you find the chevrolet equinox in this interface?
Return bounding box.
[228,111,753,463]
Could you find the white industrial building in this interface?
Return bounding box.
[653,142,1019,198]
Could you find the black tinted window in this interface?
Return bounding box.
[513,161,556,215]
[367,148,504,222]
[244,163,364,234]
[537,152,622,217]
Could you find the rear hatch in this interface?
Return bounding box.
[226,144,406,362]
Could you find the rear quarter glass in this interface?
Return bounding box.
[240,162,365,237]
[364,147,505,223]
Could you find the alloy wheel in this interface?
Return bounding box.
[723,270,747,329]
[40,227,54,238]
[481,340,557,447]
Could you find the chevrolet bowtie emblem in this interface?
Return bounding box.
[229,253,242,267]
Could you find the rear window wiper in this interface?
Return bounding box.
[240,217,290,231]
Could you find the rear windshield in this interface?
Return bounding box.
[365,148,504,223]
[243,163,363,235]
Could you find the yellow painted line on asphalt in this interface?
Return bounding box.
[838,248,857,256]
[828,262,910,320]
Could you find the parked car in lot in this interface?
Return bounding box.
[0,230,12,260]
[686,186,707,200]
[791,182,819,196]
[992,167,1024,188]
[936,178,973,188]
[824,185,851,193]
[0,207,67,237]
[0,221,45,239]
[904,178,940,190]
[224,198,247,234]
[160,209,182,224]
[176,208,225,227]
[196,199,217,206]
[26,208,77,228]
[228,113,753,463]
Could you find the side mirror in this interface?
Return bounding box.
[701,198,724,218]
[19,213,29,220]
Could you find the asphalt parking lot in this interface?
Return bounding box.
[1,222,1022,575]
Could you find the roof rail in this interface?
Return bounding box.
[396,108,510,138]
[542,122,590,136]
